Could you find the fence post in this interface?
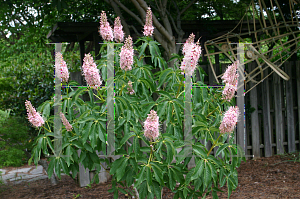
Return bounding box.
[296,61,300,149]
[262,68,272,157]
[249,63,261,158]
[273,71,284,154]
[237,43,247,157]
[285,62,295,153]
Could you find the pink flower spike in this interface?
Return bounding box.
[219,106,240,134]
[127,81,135,95]
[60,112,73,132]
[120,36,134,71]
[143,7,154,37]
[99,11,114,41]
[114,16,124,43]
[25,100,45,128]
[221,60,239,85]
[82,53,102,88]
[144,110,159,141]
[56,52,69,83]
[180,33,201,76]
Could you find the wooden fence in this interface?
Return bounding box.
[200,60,300,159]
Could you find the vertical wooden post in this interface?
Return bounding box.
[77,150,90,187]
[262,68,272,157]
[237,43,247,158]
[273,72,284,154]
[285,62,295,153]
[79,41,85,67]
[296,61,300,150]
[249,63,260,158]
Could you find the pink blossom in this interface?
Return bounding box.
[120,36,134,71]
[222,83,237,101]
[82,53,102,88]
[25,100,44,128]
[56,52,69,82]
[180,33,201,76]
[219,106,240,134]
[127,81,135,95]
[143,7,154,36]
[144,110,159,141]
[221,61,239,101]
[99,11,114,41]
[60,112,73,132]
[114,17,124,43]
[221,61,239,85]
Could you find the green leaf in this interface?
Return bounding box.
[146,166,152,192]
[158,69,173,88]
[47,157,55,179]
[168,168,175,190]
[65,145,73,167]
[193,145,207,158]
[135,166,146,187]
[139,181,147,199]
[165,141,174,164]
[55,157,61,179]
[215,143,229,157]
[139,42,148,58]
[153,181,162,199]
[59,158,69,175]
[133,136,140,160]
[42,102,50,118]
[84,143,93,153]
[173,102,182,125]
[119,130,135,149]
[203,162,211,190]
[116,158,128,181]
[191,159,204,180]
[150,162,164,186]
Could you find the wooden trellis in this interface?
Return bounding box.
[204,0,300,94]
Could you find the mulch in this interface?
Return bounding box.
[0,151,299,199]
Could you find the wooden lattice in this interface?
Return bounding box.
[204,0,300,94]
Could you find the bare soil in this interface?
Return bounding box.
[0,152,300,199]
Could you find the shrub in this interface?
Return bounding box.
[0,112,32,167]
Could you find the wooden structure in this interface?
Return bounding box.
[199,61,300,158]
[204,0,300,94]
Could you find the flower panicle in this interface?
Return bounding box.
[221,61,239,101]
[120,36,134,71]
[25,100,44,128]
[143,7,154,37]
[56,52,69,83]
[127,81,135,95]
[82,53,102,88]
[180,33,202,76]
[60,112,73,132]
[219,106,240,134]
[99,11,114,41]
[144,110,159,141]
[114,16,124,43]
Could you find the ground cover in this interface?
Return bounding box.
[0,151,299,199]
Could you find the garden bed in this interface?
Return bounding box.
[1,151,299,199]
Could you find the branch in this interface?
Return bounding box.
[166,9,180,35]
[179,0,196,16]
[112,0,144,26]
[128,25,142,37]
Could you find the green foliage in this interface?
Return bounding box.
[0,111,32,167]
[29,36,245,198]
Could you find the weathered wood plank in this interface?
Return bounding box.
[273,72,284,154]
[77,149,90,187]
[285,62,295,153]
[237,45,247,158]
[296,61,300,149]
[262,68,272,157]
[249,63,260,158]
